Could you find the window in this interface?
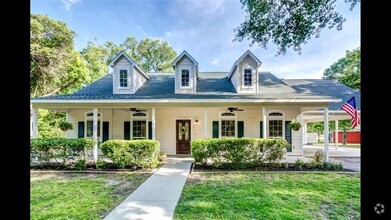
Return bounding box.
[119,69,128,88]
[243,69,252,87]
[267,111,284,139]
[131,112,148,140]
[220,112,236,138]
[181,69,190,87]
[84,111,103,141]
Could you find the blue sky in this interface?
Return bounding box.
[31,0,360,79]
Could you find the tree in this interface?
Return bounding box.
[137,38,177,72]
[307,120,351,135]
[30,14,89,97]
[234,0,359,55]
[323,47,360,90]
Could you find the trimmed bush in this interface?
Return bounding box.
[100,140,160,168]
[30,138,95,164]
[294,159,305,170]
[191,138,289,166]
[95,159,107,169]
[74,159,86,170]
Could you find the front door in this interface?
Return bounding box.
[176,120,191,154]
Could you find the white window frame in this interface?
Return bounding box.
[84,111,103,142]
[130,112,148,140]
[219,111,237,138]
[180,68,191,88]
[267,110,285,139]
[242,67,254,88]
[118,68,129,89]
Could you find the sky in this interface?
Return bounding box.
[31,0,360,79]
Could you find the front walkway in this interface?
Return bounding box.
[104,156,193,220]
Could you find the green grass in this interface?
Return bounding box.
[31,172,151,220]
[174,172,360,220]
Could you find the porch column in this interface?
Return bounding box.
[93,108,98,161]
[204,107,208,138]
[335,120,339,150]
[300,113,304,156]
[324,107,330,162]
[32,107,38,138]
[262,107,267,138]
[152,107,156,140]
[303,122,308,145]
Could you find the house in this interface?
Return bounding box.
[31,50,360,161]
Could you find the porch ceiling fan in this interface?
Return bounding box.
[227,107,243,112]
[120,108,146,112]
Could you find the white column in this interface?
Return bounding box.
[93,108,98,161]
[204,107,208,138]
[262,107,267,138]
[303,122,308,144]
[152,107,156,140]
[32,107,38,138]
[335,120,339,150]
[324,107,329,162]
[300,113,304,156]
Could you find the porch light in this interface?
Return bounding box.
[194,120,199,125]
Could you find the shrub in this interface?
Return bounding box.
[322,161,344,171]
[30,138,95,164]
[100,140,160,169]
[280,162,289,169]
[294,159,305,170]
[313,149,325,163]
[306,159,319,169]
[191,138,289,166]
[75,159,86,170]
[95,159,107,169]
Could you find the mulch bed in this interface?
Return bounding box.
[30,162,164,172]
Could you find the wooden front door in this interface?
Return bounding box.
[176,120,191,154]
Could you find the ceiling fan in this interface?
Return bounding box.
[120,108,146,112]
[227,107,244,112]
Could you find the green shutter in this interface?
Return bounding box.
[260,121,263,138]
[237,121,244,138]
[102,121,109,142]
[212,121,219,138]
[148,121,152,139]
[124,121,130,140]
[285,121,292,152]
[78,121,85,138]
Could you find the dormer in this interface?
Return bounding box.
[172,50,199,94]
[227,50,262,93]
[109,51,150,94]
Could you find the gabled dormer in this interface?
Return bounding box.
[227,50,262,93]
[109,51,150,94]
[172,50,199,94]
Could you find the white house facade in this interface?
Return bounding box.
[31,50,360,161]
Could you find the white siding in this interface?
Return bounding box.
[134,67,148,92]
[175,56,196,94]
[232,54,258,94]
[113,56,134,94]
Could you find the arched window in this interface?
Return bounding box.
[131,112,148,140]
[219,112,237,138]
[84,111,103,141]
[267,111,285,139]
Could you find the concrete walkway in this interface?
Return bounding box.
[104,157,193,220]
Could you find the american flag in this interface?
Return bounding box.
[341,97,360,129]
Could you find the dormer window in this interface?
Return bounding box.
[243,68,252,87]
[119,69,128,88]
[181,69,190,87]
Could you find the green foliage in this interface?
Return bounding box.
[313,149,325,163]
[294,158,305,170]
[58,120,73,132]
[287,120,302,131]
[95,159,108,169]
[30,14,89,97]
[37,109,67,138]
[280,162,289,169]
[307,120,352,134]
[234,0,359,55]
[191,138,289,166]
[30,138,95,163]
[74,159,87,170]
[322,161,344,171]
[137,38,177,72]
[323,47,360,90]
[100,140,160,168]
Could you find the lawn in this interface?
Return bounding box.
[174,172,360,220]
[31,172,151,220]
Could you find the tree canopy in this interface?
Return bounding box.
[234,0,359,55]
[323,47,360,90]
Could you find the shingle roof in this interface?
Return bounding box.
[283,79,361,110]
[33,72,360,110]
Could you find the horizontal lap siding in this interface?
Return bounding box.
[134,68,148,92]
[113,56,133,94]
[175,56,195,94]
